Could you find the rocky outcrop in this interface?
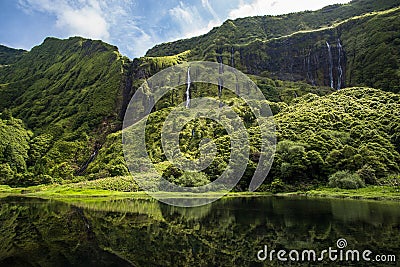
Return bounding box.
[208,29,347,89]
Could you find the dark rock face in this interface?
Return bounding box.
[212,30,347,89]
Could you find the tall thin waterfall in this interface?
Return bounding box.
[337,39,343,90]
[218,77,223,108]
[186,67,191,108]
[306,49,315,85]
[218,77,223,97]
[219,56,223,74]
[235,73,240,95]
[326,41,334,88]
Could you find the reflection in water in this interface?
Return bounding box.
[0,196,399,266]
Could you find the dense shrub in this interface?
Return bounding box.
[168,172,210,188]
[270,178,287,193]
[328,170,365,189]
[378,174,400,188]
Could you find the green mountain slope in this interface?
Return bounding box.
[0,37,128,129]
[0,45,25,65]
[0,37,133,184]
[0,1,399,191]
[148,0,400,57]
[147,0,400,92]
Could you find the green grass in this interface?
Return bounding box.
[0,183,264,199]
[305,186,400,201]
[1,182,399,202]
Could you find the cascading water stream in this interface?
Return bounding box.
[326,41,334,88]
[337,39,343,90]
[218,77,223,108]
[306,49,315,85]
[235,73,240,95]
[186,67,191,108]
[218,77,223,97]
[219,55,223,74]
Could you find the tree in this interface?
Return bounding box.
[357,164,377,185]
[276,141,308,181]
[306,150,325,180]
[0,109,12,120]
[28,134,53,165]
[0,163,14,185]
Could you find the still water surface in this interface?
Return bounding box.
[0,196,399,266]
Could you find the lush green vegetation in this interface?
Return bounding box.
[341,7,400,92]
[307,185,400,201]
[328,170,365,189]
[0,113,32,185]
[0,45,25,65]
[270,88,400,189]
[147,0,400,57]
[0,1,399,196]
[83,87,400,194]
[0,37,131,185]
[147,1,400,92]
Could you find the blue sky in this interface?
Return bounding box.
[0,0,350,58]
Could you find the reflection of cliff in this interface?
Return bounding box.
[1,197,400,266]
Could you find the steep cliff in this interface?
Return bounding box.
[147,0,400,92]
[0,37,130,183]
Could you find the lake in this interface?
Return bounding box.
[0,196,399,266]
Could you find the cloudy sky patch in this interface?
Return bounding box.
[1,0,350,58]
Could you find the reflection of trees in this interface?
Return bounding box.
[0,197,399,266]
[0,198,132,266]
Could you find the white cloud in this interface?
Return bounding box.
[17,0,158,57]
[18,0,110,40]
[201,0,220,21]
[168,1,220,40]
[169,2,197,25]
[56,6,109,39]
[229,0,351,19]
[113,20,157,58]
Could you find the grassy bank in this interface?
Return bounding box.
[302,186,400,201]
[0,183,268,200]
[1,183,399,202]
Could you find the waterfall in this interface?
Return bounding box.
[77,149,98,175]
[218,77,223,108]
[218,77,223,97]
[219,56,223,74]
[186,67,191,108]
[326,41,334,88]
[306,49,315,85]
[218,56,224,107]
[337,39,343,90]
[235,74,240,95]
